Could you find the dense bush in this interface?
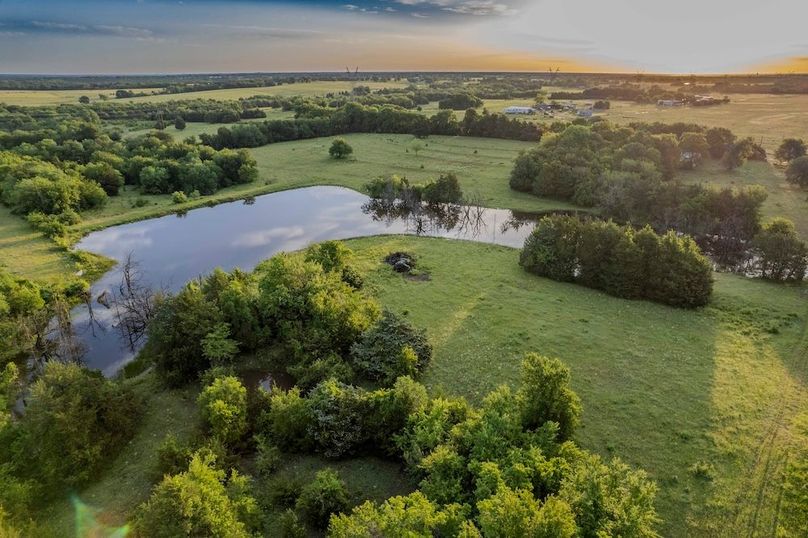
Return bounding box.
[351,310,432,384]
[145,282,222,386]
[786,155,808,188]
[328,138,353,159]
[6,363,142,493]
[295,469,350,529]
[775,138,806,163]
[134,452,258,537]
[520,215,713,307]
[750,218,807,281]
[438,93,483,110]
[198,376,249,446]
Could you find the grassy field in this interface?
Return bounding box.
[0,81,409,106]
[478,94,808,153]
[70,134,578,234]
[0,88,164,106]
[344,235,808,537]
[122,109,296,140]
[0,205,76,282]
[682,160,808,239]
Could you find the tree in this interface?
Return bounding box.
[410,140,425,156]
[83,162,124,196]
[329,138,353,160]
[78,95,90,104]
[174,116,187,130]
[678,132,710,168]
[786,155,808,188]
[477,487,577,538]
[518,353,582,441]
[722,139,752,171]
[751,218,807,281]
[705,127,736,159]
[145,282,222,386]
[134,453,257,538]
[12,362,142,491]
[775,138,806,163]
[198,376,248,445]
[295,469,350,529]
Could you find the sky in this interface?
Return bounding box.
[0,0,806,74]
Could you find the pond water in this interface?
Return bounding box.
[71,186,539,375]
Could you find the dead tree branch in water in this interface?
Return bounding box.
[110,254,157,352]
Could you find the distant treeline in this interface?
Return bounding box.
[549,85,730,105]
[198,103,542,149]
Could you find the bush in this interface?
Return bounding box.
[12,362,142,492]
[751,218,808,281]
[350,310,432,384]
[295,468,350,529]
[263,387,313,452]
[518,353,582,441]
[329,138,353,159]
[155,434,193,479]
[786,155,808,188]
[198,376,248,446]
[307,379,370,458]
[520,215,713,308]
[775,138,806,163]
[146,282,222,386]
[423,173,463,204]
[171,190,188,204]
[135,453,257,538]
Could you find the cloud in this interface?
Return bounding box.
[0,19,156,39]
[392,0,520,16]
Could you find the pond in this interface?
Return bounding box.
[70,186,540,375]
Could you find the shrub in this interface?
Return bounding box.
[295,468,350,529]
[518,353,582,441]
[146,282,222,386]
[12,362,142,492]
[134,453,256,538]
[477,487,576,538]
[198,376,248,446]
[307,380,370,458]
[520,216,713,308]
[254,435,282,476]
[329,138,353,159]
[751,218,807,281]
[174,116,187,130]
[786,155,808,188]
[263,387,313,452]
[350,310,432,384]
[171,190,188,204]
[155,434,193,479]
[83,162,124,196]
[775,138,806,163]
[423,173,463,204]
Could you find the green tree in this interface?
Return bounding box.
[329,138,353,160]
[751,218,808,281]
[78,95,90,104]
[135,453,257,538]
[295,469,350,529]
[13,363,142,491]
[83,162,124,196]
[174,116,187,130]
[775,138,806,163]
[518,353,582,441]
[786,155,808,188]
[477,487,577,538]
[705,127,736,159]
[201,322,239,364]
[351,310,432,384]
[198,376,248,446]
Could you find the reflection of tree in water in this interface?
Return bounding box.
[362,194,490,239]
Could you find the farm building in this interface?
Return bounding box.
[503,106,536,115]
[657,99,685,107]
[577,108,593,117]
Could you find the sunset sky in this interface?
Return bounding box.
[0,0,806,74]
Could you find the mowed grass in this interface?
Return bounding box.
[681,160,808,239]
[0,205,75,282]
[344,235,808,537]
[0,88,163,106]
[71,134,575,234]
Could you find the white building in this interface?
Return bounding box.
[503,106,536,115]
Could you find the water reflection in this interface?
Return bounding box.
[72,186,540,375]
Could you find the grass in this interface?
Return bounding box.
[343,235,808,537]
[478,94,808,153]
[681,160,808,239]
[0,205,76,282]
[122,108,296,140]
[70,134,577,234]
[0,81,409,106]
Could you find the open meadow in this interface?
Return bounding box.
[345,235,808,537]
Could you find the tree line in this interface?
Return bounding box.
[199,103,542,150]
